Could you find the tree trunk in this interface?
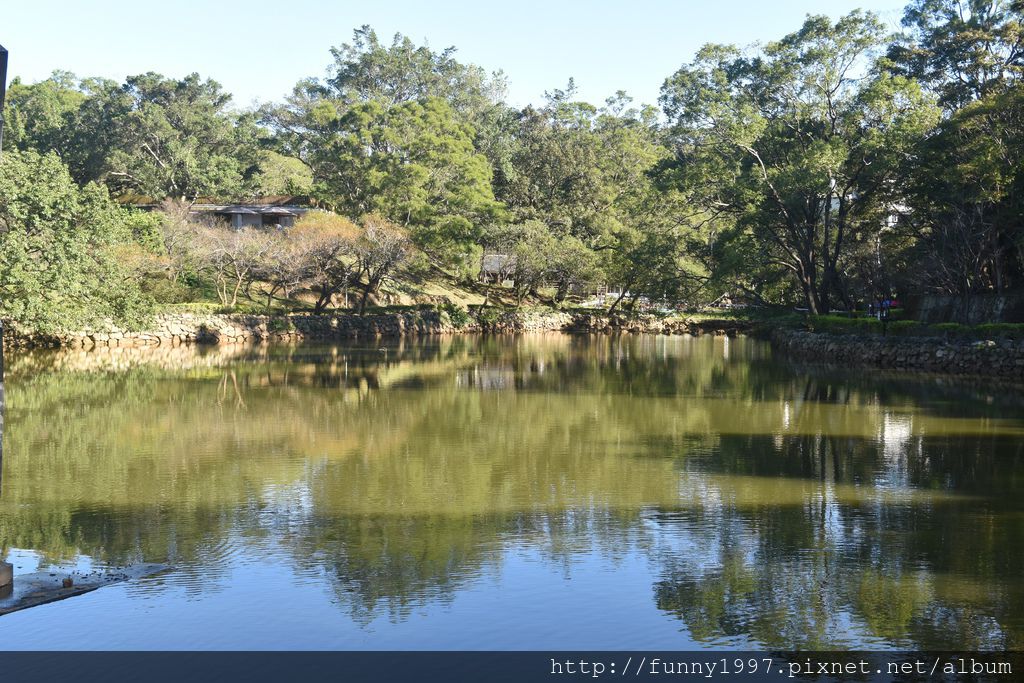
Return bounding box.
[607,288,628,314]
[554,280,570,305]
[358,284,372,315]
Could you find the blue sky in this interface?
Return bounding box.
[4,0,907,109]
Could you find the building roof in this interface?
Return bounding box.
[193,204,306,216]
[217,206,261,214]
[259,206,297,216]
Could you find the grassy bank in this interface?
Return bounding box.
[804,314,1024,341]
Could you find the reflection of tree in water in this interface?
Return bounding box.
[286,508,654,623]
[1,334,1023,646]
[0,335,689,607]
[652,429,1024,649]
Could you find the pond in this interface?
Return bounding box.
[0,334,1022,650]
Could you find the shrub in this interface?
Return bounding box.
[974,323,1024,339]
[439,301,471,328]
[887,320,920,335]
[268,317,294,332]
[809,315,881,335]
[932,322,967,337]
[472,305,503,328]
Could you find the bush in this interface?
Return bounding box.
[887,320,920,335]
[809,315,881,335]
[472,305,504,327]
[142,277,196,305]
[974,323,1024,339]
[932,322,967,337]
[807,317,1024,340]
[439,301,471,328]
[268,317,294,332]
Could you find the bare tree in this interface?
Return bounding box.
[194,225,276,307]
[157,199,204,282]
[289,213,361,313]
[252,235,305,311]
[353,215,412,314]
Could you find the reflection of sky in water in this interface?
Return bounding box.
[877,412,915,489]
[1,542,693,650]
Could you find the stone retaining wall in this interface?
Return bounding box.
[2,311,466,348]
[1,312,752,349]
[772,329,1024,379]
[7,312,1020,380]
[564,314,754,336]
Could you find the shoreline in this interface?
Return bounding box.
[771,328,1024,381]
[3,311,1023,381]
[0,310,753,349]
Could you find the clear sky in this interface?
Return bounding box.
[3,0,907,109]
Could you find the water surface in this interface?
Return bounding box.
[1,334,1022,649]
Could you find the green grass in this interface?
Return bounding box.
[805,315,1024,340]
[159,301,283,315]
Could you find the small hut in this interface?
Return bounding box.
[480,254,515,284]
[197,204,300,229]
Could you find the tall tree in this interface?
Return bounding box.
[287,96,501,265]
[69,73,262,199]
[661,12,939,313]
[0,150,154,331]
[262,27,515,272]
[902,85,1024,294]
[498,86,665,246]
[326,25,506,118]
[1,71,84,157]
[888,0,1023,110]
[882,1,1024,299]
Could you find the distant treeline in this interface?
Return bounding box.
[1,1,1023,331]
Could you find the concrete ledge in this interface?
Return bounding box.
[0,563,168,617]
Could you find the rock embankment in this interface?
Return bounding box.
[566,314,754,336]
[772,329,1024,379]
[6,311,1019,380]
[3,310,464,348]
[2,311,753,349]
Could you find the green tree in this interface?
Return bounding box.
[325,25,506,119]
[661,12,939,313]
[498,87,664,246]
[0,150,154,332]
[499,220,599,306]
[302,96,501,264]
[901,86,1024,295]
[888,0,1023,110]
[252,151,314,197]
[1,71,85,156]
[68,73,262,199]
[886,1,1024,298]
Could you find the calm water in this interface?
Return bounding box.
[1,334,1023,650]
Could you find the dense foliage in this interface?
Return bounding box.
[2,2,1023,328]
[0,150,159,331]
